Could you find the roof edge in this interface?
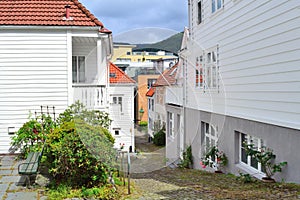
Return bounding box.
[73,0,104,27]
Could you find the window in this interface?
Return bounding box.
[148,98,154,111]
[197,1,202,24]
[195,55,204,88]
[205,47,219,89]
[112,96,123,112]
[237,131,264,172]
[126,51,131,55]
[167,112,174,137]
[201,122,218,152]
[212,0,223,13]
[151,99,154,111]
[113,128,121,136]
[147,79,157,89]
[72,56,85,83]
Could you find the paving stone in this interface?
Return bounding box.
[0,170,13,175]
[6,191,37,200]
[0,192,5,200]
[0,183,9,192]
[8,182,25,191]
[1,175,21,183]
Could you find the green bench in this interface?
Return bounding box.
[18,151,43,187]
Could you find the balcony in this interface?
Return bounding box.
[72,84,107,110]
[165,87,183,106]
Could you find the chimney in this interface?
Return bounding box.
[65,5,71,19]
[63,5,73,21]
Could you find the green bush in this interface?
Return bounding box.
[153,128,166,146]
[139,121,148,126]
[45,120,116,187]
[11,114,56,158]
[179,145,193,169]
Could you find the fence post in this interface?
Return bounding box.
[127,151,131,194]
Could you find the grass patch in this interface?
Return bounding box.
[132,168,300,199]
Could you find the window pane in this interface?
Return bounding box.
[211,125,215,136]
[212,65,217,88]
[217,0,222,9]
[72,56,77,83]
[251,156,258,169]
[212,0,216,13]
[198,1,202,24]
[241,148,248,164]
[113,97,117,104]
[78,56,85,83]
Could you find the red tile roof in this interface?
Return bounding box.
[109,62,136,84]
[0,0,104,27]
[153,63,178,87]
[146,87,155,97]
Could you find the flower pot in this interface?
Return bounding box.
[262,177,275,183]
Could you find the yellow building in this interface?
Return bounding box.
[112,43,178,64]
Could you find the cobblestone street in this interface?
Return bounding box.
[130,129,205,200]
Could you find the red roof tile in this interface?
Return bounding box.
[109,62,136,84]
[146,87,155,97]
[153,63,179,87]
[0,0,104,27]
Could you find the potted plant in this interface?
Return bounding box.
[200,145,228,173]
[243,143,287,182]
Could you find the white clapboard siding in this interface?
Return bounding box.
[187,0,300,129]
[0,30,69,153]
[109,85,135,151]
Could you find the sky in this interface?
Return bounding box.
[80,0,188,43]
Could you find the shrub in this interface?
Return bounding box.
[139,121,148,126]
[179,145,193,169]
[11,114,56,158]
[153,128,166,146]
[45,120,116,187]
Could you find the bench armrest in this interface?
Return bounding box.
[18,161,39,173]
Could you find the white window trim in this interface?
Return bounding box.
[168,112,175,138]
[211,0,224,15]
[203,122,218,152]
[238,132,265,174]
[72,55,86,83]
[112,96,123,114]
[204,46,219,91]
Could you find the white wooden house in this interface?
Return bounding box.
[108,62,136,152]
[0,0,113,153]
[165,28,188,166]
[185,0,300,183]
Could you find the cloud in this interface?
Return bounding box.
[80,0,188,34]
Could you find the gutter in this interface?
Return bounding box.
[0,25,101,31]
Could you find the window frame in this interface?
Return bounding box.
[167,112,174,138]
[212,0,223,14]
[197,0,203,24]
[112,96,123,113]
[238,131,264,172]
[204,46,219,90]
[72,55,86,83]
[202,122,218,153]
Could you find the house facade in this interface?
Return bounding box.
[109,62,136,152]
[0,0,113,153]
[184,0,300,183]
[165,28,188,165]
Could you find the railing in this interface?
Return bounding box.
[72,84,107,109]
